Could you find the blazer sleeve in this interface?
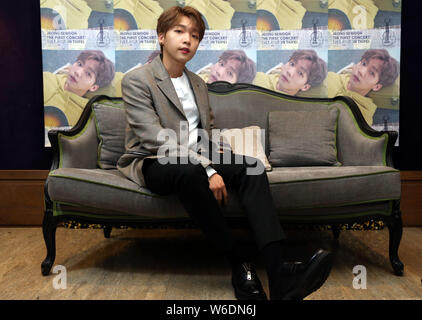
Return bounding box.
[122,71,214,169]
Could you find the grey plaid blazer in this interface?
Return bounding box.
[117,54,217,187]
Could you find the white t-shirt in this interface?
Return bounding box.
[171,72,217,178]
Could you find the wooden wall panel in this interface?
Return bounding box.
[400,171,422,226]
[0,171,47,226]
[0,170,421,226]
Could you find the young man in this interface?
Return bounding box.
[117,6,333,300]
[327,49,399,125]
[198,50,256,84]
[253,50,327,96]
[43,50,115,126]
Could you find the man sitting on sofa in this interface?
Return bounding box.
[118,5,333,300]
[327,49,399,126]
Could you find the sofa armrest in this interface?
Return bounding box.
[334,96,397,168]
[379,130,398,168]
[48,97,100,171]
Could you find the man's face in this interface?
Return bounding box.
[348,58,384,96]
[158,15,200,66]
[276,58,311,95]
[64,59,99,97]
[208,58,241,83]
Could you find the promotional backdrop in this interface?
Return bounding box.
[41,0,401,146]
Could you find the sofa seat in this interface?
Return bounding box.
[48,168,185,220]
[267,166,400,207]
[47,165,400,221]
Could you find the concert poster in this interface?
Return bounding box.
[328,0,401,141]
[40,0,401,146]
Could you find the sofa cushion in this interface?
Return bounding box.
[268,108,340,167]
[266,166,400,211]
[220,126,272,171]
[93,101,126,169]
[47,166,399,220]
[47,168,188,218]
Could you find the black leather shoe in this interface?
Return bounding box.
[232,262,267,300]
[269,249,334,300]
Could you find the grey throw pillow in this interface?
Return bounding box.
[268,108,341,167]
[93,101,126,169]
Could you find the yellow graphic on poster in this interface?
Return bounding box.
[186,0,235,30]
[257,0,306,31]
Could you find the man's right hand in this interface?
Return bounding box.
[208,173,228,206]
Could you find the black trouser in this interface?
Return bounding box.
[142,146,286,254]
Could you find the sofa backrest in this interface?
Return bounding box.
[53,84,391,170]
[208,89,330,157]
[207,84,389,166]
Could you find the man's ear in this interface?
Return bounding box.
[158,32,165,45]
[88,84,99,92]
[300,83,311,92]
[372,83,383,92]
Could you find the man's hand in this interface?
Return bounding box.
[208,173,228,206]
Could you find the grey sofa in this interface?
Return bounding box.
[42,82,403,277]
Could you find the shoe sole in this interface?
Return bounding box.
[232,280,267,300]
[304,253,333,298]
[234,289,267,300]
[282,250,334,300]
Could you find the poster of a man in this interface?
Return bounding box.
[254,49,327,97]
[40,1,401,147]
[327,49,399,126]
[196,50,256,84]
[43,50,115,129]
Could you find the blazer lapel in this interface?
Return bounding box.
[157,78,187,118]
[152,56,186,118]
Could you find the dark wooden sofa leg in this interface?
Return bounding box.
[41,210,58,276]
[104,225,112,238]
[331,225,340,240]
[386,200,404,276]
